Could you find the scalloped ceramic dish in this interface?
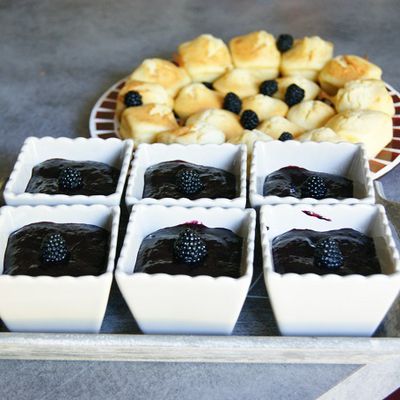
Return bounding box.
[250,141,375,208]
[126,143,247,209]
[260,203,400,336]
[4,137,133,206]
[115,205,256,335]
[0,205,120,333]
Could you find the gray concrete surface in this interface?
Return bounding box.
[0,0,400,399]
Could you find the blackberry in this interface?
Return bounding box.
[259,80,278,96]
[124,90,143,107]
[314,237,344,269]
[285,84,305,106]
[276,34,294,53]
[240,109,259,129]
[278,132,294,141]
[41,233,69,265]
[176,169,203,195]
[302,175,328,199]
[174,228,207,264]
[202,82,214,90]
[223,92,242,114]
[58,167,83,191]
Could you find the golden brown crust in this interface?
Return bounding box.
[280,36,334,81]
[326,109,392,158]
[119,104,178,144]
[241,94,288,121]
[297,127,342,143]
[229,30,280,71]
[186,109,243,141]
[213,68,259,98]
[286,100,335,130]
[174,83,223,120]
[334,79,394,115]
[318,55,382,95]
[116,80,174,120]
[156,124,225,144]
[274,77,320,101]
[176,34,233,82]
[257,116,305,139]
[130,58,191,97]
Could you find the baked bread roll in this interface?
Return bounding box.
[213,69,259,98]
[257,116,304,139]
[116,80,173,120]
[287,100,335,130]
[129,58,191,97]
[228,129,273,153]
[156,123,225,145]
[229,30,280,79]
[241,94,288,121]
[175,34,233,82]
[186,109,243,141]
[174,83,223,120]
[119,104,178,144]
[274,77,320,101]
[326,110,392,158]
[335,79,394,116]
[297,127,342,143]
[280,36,334,80]
[318,55,382,95]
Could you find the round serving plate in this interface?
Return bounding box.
[89,78,400,180]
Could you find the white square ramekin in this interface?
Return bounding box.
[116,204,255,335]
[125,143,247,209]
[260,203,400,336]
[250,141,375,208]
[0,204,119,333]
[4,136,133,206]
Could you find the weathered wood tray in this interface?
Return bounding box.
[0,183,399,364]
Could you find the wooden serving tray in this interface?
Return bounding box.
[0,185,399,364]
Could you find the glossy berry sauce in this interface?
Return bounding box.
[4,222,110,277]
[142,160,237,200]
[25,158,120,196]
[263,166,353,199]
[134,223,243,278]
[272,228,381,276]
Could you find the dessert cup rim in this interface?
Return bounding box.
[116,204,255,281]
[260,203,400,280]
[0,204,120,277]
[249,140,375,204]
[4,136,134,204]
[126,143,247,206]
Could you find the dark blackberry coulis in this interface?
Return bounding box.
[263,166,353,199]
[4,222,110,277]
[25,158,120,196]
[143,160,237,200]
[272,228,380,276]
[134,223,243,278]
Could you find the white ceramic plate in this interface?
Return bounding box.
[89,78,400,180]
